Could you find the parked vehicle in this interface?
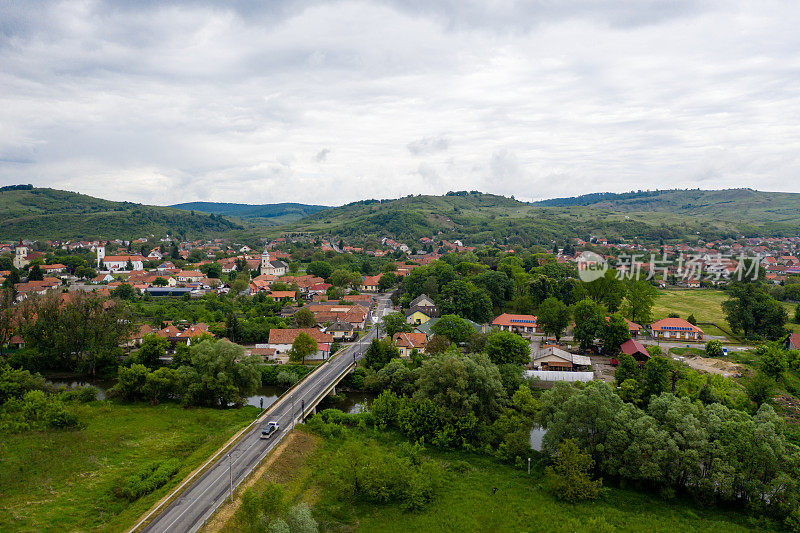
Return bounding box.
[260,421,280,439]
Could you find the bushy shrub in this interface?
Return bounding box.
[113,459,181,501]
[322,438,443,510]
[261,364,312,386]
[60,385,98,403]
[705,339,724,358]
[275,371,298,388]
[544,439,602,502]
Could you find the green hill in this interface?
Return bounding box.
[536,188,800,237]
[170,201,329,226]
[0,186,243,241]
[280,189,800,246]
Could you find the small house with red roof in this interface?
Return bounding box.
[620,338,650,362]
[392,332,427,359]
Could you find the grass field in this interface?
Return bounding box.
[214,427,770,533]
[0,401,259,532]
[653,288,800,338]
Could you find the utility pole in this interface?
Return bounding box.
[527,457,531,475]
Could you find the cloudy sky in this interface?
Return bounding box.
[1,1,799,206]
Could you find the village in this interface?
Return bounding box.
[3,230,799,383]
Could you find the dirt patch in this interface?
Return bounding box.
[776,394,800,424]
[201,430,321,532]
[680,355,745,377]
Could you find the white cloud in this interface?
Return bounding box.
[1,0,799,205]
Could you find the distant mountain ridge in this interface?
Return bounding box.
[281,188,800,245]
[170,201,329,225]
[4,186,800,245]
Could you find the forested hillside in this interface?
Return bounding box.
[0,187,242,240]
[280,189,800,246]
[170,201,328,226]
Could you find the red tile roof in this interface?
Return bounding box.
[268,328,332,345]
[392,332,427,349]
[492,313,536,327]
[650,318,703,333]
[788,334,800,351]
[620,338,650,358]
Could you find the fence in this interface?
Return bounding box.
[524,370,595,382]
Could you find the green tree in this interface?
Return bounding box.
[430,314,473,344]
[537,297,570,341]
[382,312,412,338]
[27,264,44,281]
[137,334,168,369]
[473,270,514,310]
[20,291,132,376]
[152,277,169,286]
[623,280,658,325]
[188,249,205,263]
[601,313,631,355]
[614,354,639,386]
[293,308,317,328]
[705,339,723,358]
[0,288,15,356]
[231,272,250,294]
[288,332,318,364]
[572,299,605,352]
[485,330,531,366]
[113,283,136,300]
[112,363,149,401]
[583,269,625,313]
[329,269,357,288]
[307,261,333,279]
[424,334,450,355]
[723,283,788,340]
[378,272,398,292]
[643,356,671,399]
[143,367,177,405]
[745,371,774,406]
[199,262,222,278]
[177,339,261,407]
[363,338,400,371]
[795,302,800,324]
[758,345,788,381]
[544,439,602,502]
[73,265,95,280]
[414,352,506,424]
[439,280,492,323]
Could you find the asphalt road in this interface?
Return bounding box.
[138,294,392,533]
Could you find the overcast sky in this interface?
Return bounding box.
[1,1,799,206]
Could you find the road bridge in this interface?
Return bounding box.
[132,294,392,533]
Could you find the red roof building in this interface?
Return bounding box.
[620,338,650,361]
[492,313,539,334]
[650,318,703,341]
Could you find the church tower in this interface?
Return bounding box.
[97,246,106,269]
[261,248,271,273]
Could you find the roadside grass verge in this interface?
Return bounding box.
[0,401,259,532]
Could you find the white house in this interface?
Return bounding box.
[100,254,145,271]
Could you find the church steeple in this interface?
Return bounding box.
[261,247,271,272]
